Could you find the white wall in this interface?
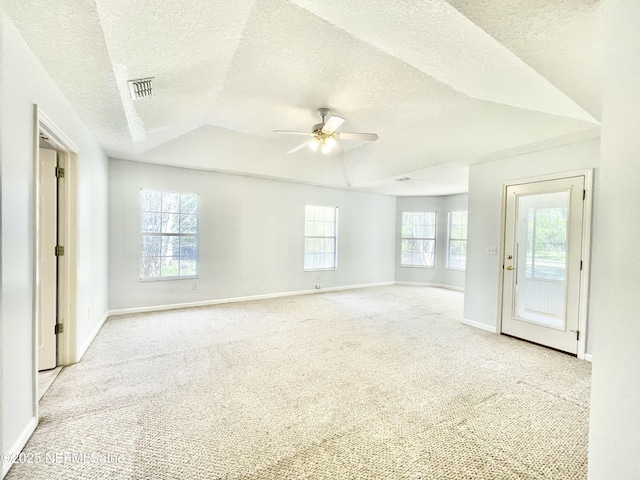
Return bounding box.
[1,12,109,465]
[463,138,600,349]
[109,159,396,310]
[395,194,468,289]
[588,1,640,477]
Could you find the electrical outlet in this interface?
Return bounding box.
[315,284,321,289]
[193,283,197,290]
[486,246,497,255]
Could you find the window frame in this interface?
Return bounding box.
[304,204,338,271]
[400,211,437,268]
[447,210,468,271]
[139,188,200,281]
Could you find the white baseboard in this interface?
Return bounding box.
[395,281,464,292]
[1,417,37,479]
[583,354,593,362]
[77,311,110,361]
[108,281,396,317]
[461,318,498,333]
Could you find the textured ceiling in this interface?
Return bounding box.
[3,0,600,195]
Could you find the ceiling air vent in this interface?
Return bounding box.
[128,77,154,99]
[395,177,411,182]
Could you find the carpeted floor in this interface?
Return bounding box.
[7,286,591,479]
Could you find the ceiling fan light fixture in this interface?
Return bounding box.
[325,137,337,150]
[309,138,320,151]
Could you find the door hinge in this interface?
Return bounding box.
[55,245,65,256]
[580,260,583,270]
[570,329,579,341]
[55,166,65,178]
[583,189,586,200]
[54,323,64,334]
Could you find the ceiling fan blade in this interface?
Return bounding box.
[321,115,345,134]
[287,141,310,154]
[274,130,313,136]
[338,132,378,141]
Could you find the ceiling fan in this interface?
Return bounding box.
[274,108,378,154]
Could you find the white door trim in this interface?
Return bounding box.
[496,169,593,360]
[33,106,79,418]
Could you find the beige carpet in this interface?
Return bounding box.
[7,286,591,479]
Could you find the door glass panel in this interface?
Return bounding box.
[515,191,569,329]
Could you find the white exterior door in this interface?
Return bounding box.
[501,176,585,354]
[38,148,57,370]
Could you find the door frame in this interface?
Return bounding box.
[33,106,79,412]
[496,169,593,360]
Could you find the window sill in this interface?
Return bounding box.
[139,275,199,282]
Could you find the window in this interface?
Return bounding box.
[140,189,199,280]
[447,210,468,270]
[304,205,337,270]
[401,211,436,267]
[525,206,567,281]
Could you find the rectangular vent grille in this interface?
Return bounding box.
[128,77,154,99]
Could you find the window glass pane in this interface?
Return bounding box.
[325,207,335,222]
[305,205,315,221]
[305,221,314,236]
[180,236,197,259]
[314,206,325,221]
[180,194,198,214]
[424,225,436,239]
[325,238,335,254]
[180,258,197,276]
[448,211,468,270]
[161,257,180,277]
[141,190,162,212]
[313,254,324,269]
[142,235,161,256]
[142,213,161,233]
[180,214,198,234]
[324,254,335,268]
[304,254,314,270]
[162,192,180,213]
[140,256,160,278]
[426,212,436,225]
[161,236,180,257]
[450,240,461,255]
[162,213,180,233]
[304,238,315,253]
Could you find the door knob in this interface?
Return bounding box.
[506,265,514,270]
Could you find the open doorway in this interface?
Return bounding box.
[34,106,79,402]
